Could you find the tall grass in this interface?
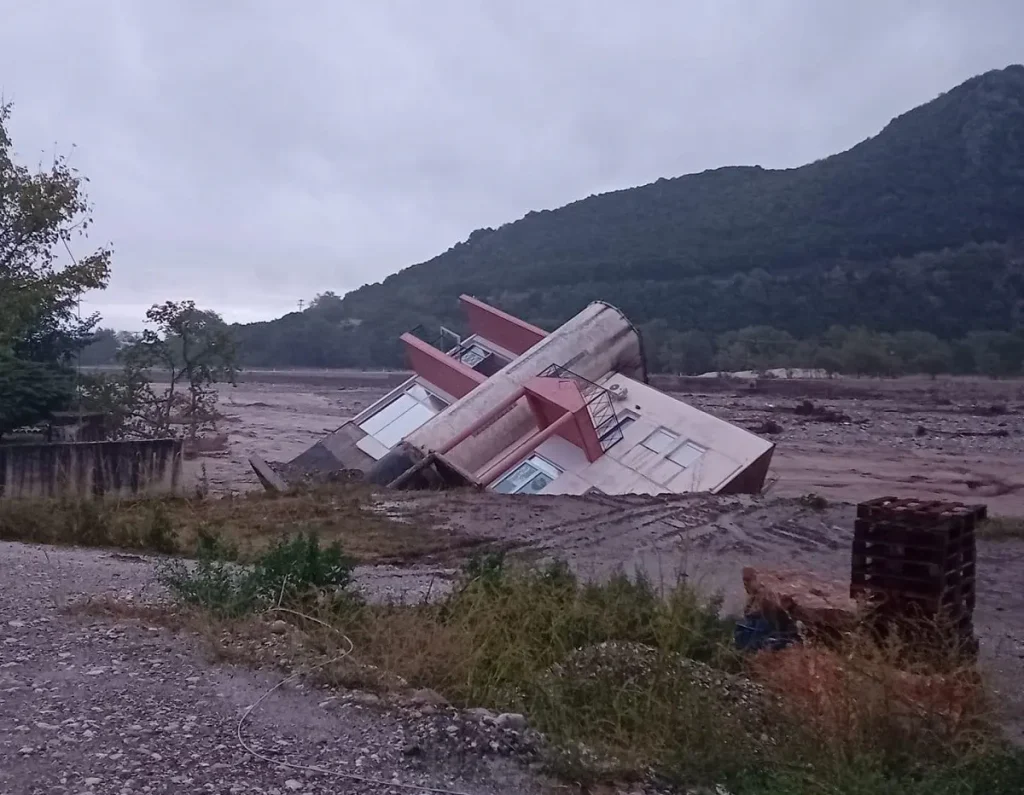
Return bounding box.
[0,485,451,562]
[158,543,1024,792]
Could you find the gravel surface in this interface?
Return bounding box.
[0,542,554,795]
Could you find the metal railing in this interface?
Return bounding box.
[539,363,623,451]
[406,324,506,373]
[407,324,461,352]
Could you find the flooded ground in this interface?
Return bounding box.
[172,371,1024,743]
[192,372,1024,516]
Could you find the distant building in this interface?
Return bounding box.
[279,296,774,495]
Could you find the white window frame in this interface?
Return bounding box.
[358,384,448,448]
[641,427,679,454]
[492,454,562,495]
[667,440,707,469]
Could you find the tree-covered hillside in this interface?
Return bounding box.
[233,66,1024,369]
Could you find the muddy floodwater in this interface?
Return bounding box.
[193,371,1024,516]
[173,371,1024,744]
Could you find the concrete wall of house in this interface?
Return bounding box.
[406,301,646,478]
[0,439,183,499]
[576,374,772,494]
[480,374,774,496]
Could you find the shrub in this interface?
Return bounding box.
[157,530,356,617]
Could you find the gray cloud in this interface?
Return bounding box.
[2,0,1022,329]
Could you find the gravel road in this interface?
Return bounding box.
[0,542,553,795]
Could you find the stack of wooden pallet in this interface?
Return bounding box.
[851,496,985,655]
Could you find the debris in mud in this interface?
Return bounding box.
[182,433,230,460]
[969,403,1010,417]
[923,428,1011,439]
[798,493,829,510]
[260,458,366,489]
[791,400,851,424]
[751,419,784,435]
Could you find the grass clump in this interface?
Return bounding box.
[0,496,182,553]
[152,545,1023,793]
[0,484,456,562]
[978,515,1024,541]
[158,530,357,617]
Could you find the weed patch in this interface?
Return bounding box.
[0,485,461,563]
[133,545,1022,793]
[978,515,1024,540]
[158,531,358,617]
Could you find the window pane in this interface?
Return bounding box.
[641,428,678,454]
[493,455,562,493]
[406,383,431,402]
[494,462,539,493]
[460,345,489,368]
[668,441,706,469]
[375,401,434,448]
[359,394,417,436]
[407,383,449,412]
[521,471,553,494]
[528,456,561,480]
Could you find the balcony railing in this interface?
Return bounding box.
[539,363,623,451]
[407,324,461,353]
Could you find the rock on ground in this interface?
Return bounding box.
[742,566,858,632]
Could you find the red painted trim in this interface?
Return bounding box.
[524,376,604,462]
[401,334,486,399]
[478,411,575,485]
[459,294,547,355]
[435,387,527,455]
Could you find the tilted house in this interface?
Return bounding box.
[280,296,774,495]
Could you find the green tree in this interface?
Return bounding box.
[889,331,953,376]
[0,102,111,435]
[838,329,893,376]
[77,327,120,366]
[662,330,716,374]
[116,301,238,440]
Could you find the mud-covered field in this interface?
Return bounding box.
[175,371,1024,742]
[193,371,1024,516]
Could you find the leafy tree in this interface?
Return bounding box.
[124,301,237,439]
[0,102,111,435]
[889,331,952,377]
[89,302,238,439]
[77,327,121,366]
[663,330,716,374]
[0,351,73,434]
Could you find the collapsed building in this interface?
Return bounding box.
[260,297,774,495]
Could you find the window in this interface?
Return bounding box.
[492,455,562,495]
[405,383,448,412]
[459,344,490,368]
[641,428,679,454]
[668,441,706,469]
[599,412,637,445]
[359,385,448,449]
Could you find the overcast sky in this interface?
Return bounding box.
[2,1,1022,330]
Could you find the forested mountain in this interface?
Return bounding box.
[235,66,1024,371]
